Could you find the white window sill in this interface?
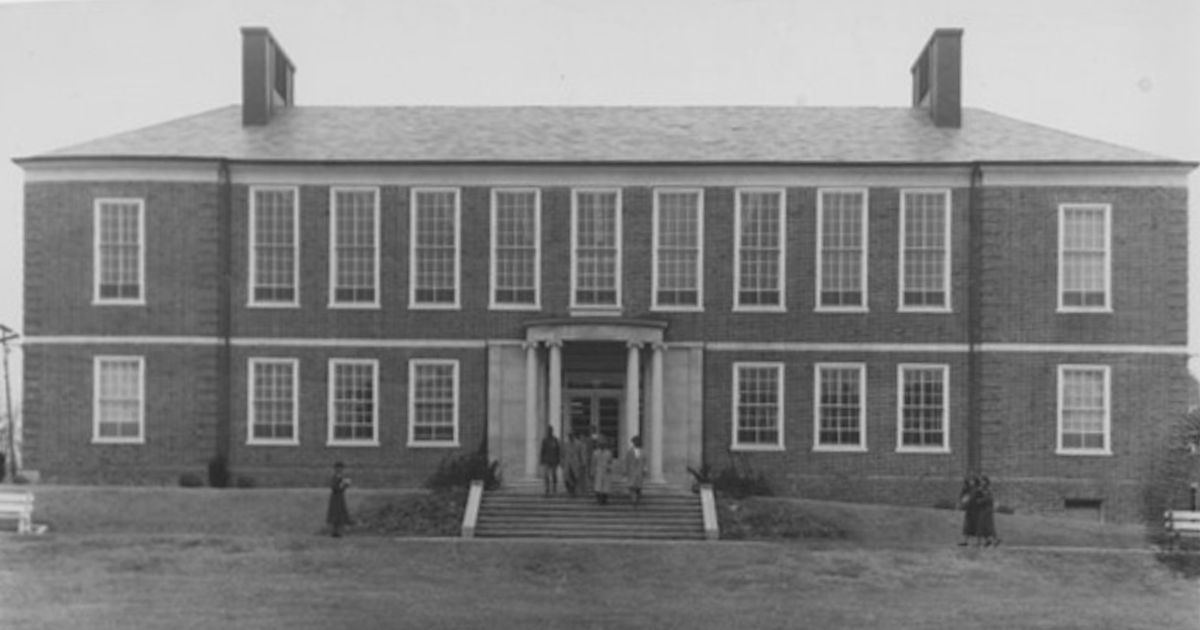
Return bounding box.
[328,303,381,310]
[1055,448,1113,457]
[1057,307,1113,315]
[407,440,461,448]
[489,303,542,312]
[326,440,381,448]
[730,444,785,452]
[409,303,461,311]
[248,302,300,309]
[733,306,787,313]
[815,306,868,314]
[248,439,300,447]
[650,305,705,313]
[812,445,868,453]
[896,446,950,454]
[92,299,146,307]
[898,306,953,314]
[92,437,145,445]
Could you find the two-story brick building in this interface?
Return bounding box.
[16,28,1193,520]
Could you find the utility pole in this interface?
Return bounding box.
[0,324,17,483]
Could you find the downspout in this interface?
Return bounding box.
[216,159,233,470]
[966,162,984,474]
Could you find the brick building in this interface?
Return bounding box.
[16,28,1194,521]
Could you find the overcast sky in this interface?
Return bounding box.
[0,0,1198,399]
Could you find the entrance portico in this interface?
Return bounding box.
[525,318,666,483]
[487,317,701,489]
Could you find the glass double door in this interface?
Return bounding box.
[565,388,622,455]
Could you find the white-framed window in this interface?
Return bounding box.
[410,188,461,309]
[900,189,951,311]
[571,189,622,309]
[817,188,868,310]
[329,187,380,308]
[94,198,145,305]
[814,363,866,451]
[653,188,704,310]
[732,362,784,450]
[408,359,460,447]
[1057,365,1111,455]
[93,356,144,444]
[735,188,785,310]
[249,186,299,307]
[490,188,541,310]
[897,364,949,452]
[1059,203,1111,312]
[248,358,299,445]
[328,359,379,446]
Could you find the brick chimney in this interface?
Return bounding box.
[910,28,963,128]
[241,27,295,126]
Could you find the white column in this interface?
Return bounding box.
[650,342,665,483]
[625,341,642,449]
[524,341,540,478]
[547,340,563,440]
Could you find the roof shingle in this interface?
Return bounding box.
[22,105,1180,164]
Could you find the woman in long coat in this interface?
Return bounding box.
[592,438,614,505]
[957,475,977,546]
[326,461,351,538]
[624,435,647,506]
[975,476,999,546]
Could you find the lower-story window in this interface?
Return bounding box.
[328,359,379,446]
[249,358,299,445]
[815,363,866,451]
[731,362,784,450]
[409,359,459,446]
[1058,365,1111,455]
[897,364,948,452]
[93,356,145,444]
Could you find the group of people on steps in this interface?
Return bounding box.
[540,425,647,506]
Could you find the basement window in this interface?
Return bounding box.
[1063,498,1104,522]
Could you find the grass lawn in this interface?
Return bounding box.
[1,486,1197,629]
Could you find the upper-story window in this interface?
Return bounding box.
[900,190,951,311]
[94,198,145,305]
[248,358,299,445]
[653,189,704,310]
[731,362,784,450]
[735,188,785,310]
[1059,203,1111,312]
[330,187,379,308]
[490,189,541,310]
[814,363,866,451]
[250,187,299,307]
[571,189,622,309]
[410,188,461,309]
[1057,365,1111,455]
[817,189,867,310]
[93,356,144,444]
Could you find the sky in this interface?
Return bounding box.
[0,0,1198,408]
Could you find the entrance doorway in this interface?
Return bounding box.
[565,388,622,455]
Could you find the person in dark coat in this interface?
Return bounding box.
[326,461,351,538]
[561,432,579,496]
[975,475,1000,547]
[540,425,561,496]
[957,475,978,546]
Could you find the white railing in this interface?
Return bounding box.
[699,484,719,541]
[461,480,484,538]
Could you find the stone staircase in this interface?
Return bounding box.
[474,489,707,540]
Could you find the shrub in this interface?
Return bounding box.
[356,488,468,536]
[425,442,501,491]
[687,464,713,493]
[179,472,205,488]
[12,473,31,485]
[717,497,846,540]
[235,475,257,489]
[207,455,230,488]
[1143,409,1200,546]
[712,456,772,499]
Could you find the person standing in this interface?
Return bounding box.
[561,432,578,496]
[976,476,1000,547]
[592,437,614,505]
[326,461,351,538]
[540,425,561,497]
[957,475,978,547]
[624,435,647,507]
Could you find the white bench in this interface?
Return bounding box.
[1163,510,1200,549]
[0,490,34,534]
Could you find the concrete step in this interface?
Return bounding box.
[474,489,705,541]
